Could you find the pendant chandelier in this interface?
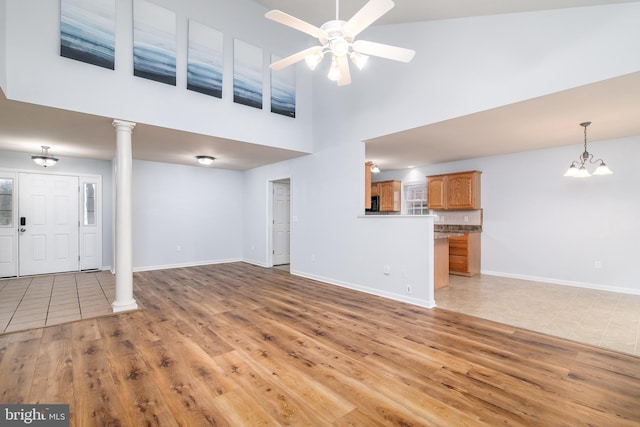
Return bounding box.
[564,122,612,178]
[31,146,58,167]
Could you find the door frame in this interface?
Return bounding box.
[267,177,292,268]
[0,168,102,278]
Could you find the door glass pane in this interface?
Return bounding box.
[0,178,13,226]
[83,183,96,226]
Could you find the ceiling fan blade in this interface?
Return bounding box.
[270,46,324,70]
[342,0,395,38]
[352,40,415,63]
[337,55,351,86]
[265,10,326,40]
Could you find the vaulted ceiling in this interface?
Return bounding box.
[1,0,638,170]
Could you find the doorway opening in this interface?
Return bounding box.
[270,178,291,270]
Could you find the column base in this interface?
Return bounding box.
[112,299,138,313]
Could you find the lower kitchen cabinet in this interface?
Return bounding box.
[448,233,481,276]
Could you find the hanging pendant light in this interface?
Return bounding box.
[564,122,612,178]
[31,146,58,167]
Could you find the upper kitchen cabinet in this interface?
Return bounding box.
[375,180,401,212]
[427,176,446,210]
[427,171,481,210]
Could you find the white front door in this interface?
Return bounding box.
[18,173,79,276]
[272,181,290,266]
[0,173,17,278]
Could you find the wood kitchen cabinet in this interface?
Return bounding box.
[373,180,401,212]
[365,162,372,209]
[448,233,481,276]
[427,170,481,210]
[371,182,380,197]
[427,176,446,210]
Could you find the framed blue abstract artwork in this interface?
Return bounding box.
[60,0,115,69]
[270,54,296,118]
[133,0,176,86]
[233,39,263,109]
[187,20,223,98]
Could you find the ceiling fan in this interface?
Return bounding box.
[265,0,415,86]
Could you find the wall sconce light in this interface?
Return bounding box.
[196,155,215,166]
[31,146,58,167]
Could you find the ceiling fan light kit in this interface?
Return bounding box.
[266,0,415,86]
[564,122,612,178]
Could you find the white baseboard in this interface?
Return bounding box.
[241,258,269,268]
[481,270,640,296]
[133,258,243,273]
[291,269,436,309]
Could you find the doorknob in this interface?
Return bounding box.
[19,228,26,232]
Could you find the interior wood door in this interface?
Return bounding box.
[19,173,79,276]
[272,181,290,266]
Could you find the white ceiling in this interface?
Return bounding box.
[1,0,638,170]
[0,94,308,170]
[254,0,637,27]
[366,72,640,170]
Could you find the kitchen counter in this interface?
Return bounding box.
[434,224,482,233]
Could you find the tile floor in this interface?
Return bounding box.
[0,271,115,334]
[435,274,640,356]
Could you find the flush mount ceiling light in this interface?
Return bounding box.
[370,163,381,173]
[196,155,215,166]
[564,122,613,178]
[266,0,415,86]
[31,145,58,167]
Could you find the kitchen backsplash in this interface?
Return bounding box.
[430,209,483,226]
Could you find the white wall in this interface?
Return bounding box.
[0,1,6,89]
[242,150,436,307]
[376,136,640,294]
[131,159,243,270]
[2,0,313,154]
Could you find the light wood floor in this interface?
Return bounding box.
[1,262,639,426]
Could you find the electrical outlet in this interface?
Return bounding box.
[176,245,181,252]
[383,265,391,275]
[595,261,602,269]
[407,285,412,294]
[464,215,469,223]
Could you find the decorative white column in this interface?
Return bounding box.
[112,119,138,312]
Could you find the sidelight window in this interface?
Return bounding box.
[83,182,96,226]
[0,178,13,226]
